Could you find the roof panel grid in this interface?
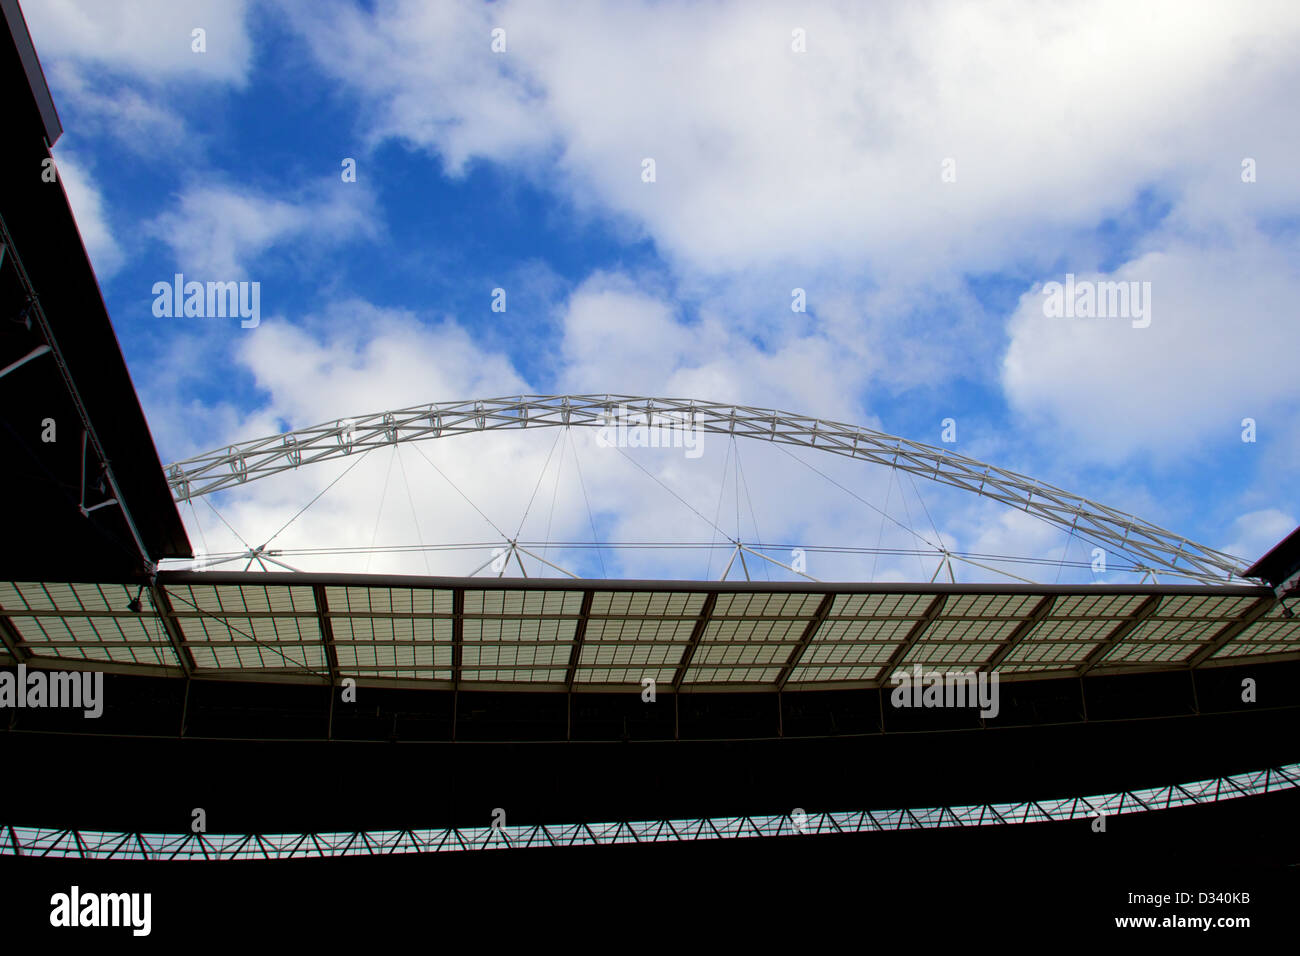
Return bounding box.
[1004,641,1097,665]
[463,643,572,669]
[813,617,916,644]
[924,618,1019,644]
[171,583,316,615]
[330,615,450,645]
[1097,642,1200,665]
[464,589,583,616]
[589,591,706,617]
[829,592,931,618]
[325,585,451,616]
[582,618,696,644]
[1051,593,1149,618]
[579,643,684,667]
[941,593,1042,619]
[5,577,1294,690]
[899,642,1000,667]
[693,643,793,667]
[575,666,677,683]
[1153,594,1256,620]
[713,592,824,618]
[177,613,321,647]
[1212,640,1298,658]
[800,642,896,665]
[786,664,882,682]
[1229,606,1300,643]
[1023,617,1120,643]
[463,617,578,643]
[702,618,808,644]
[683,665,783,684]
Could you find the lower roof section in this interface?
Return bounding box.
[0,571,1296,691]
[7,761,1296,862]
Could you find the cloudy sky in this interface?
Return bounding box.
[22,0,1300,582]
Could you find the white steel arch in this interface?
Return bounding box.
[163,395,1251,585]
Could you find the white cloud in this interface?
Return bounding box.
[555,272,879,426]
[277,0,1300,450]
[1221,508,1295,565]
[50,150,125,279]
[22,0,253,84]
[284,0,1300,280]
[278,0,551,174]
[43,61,194,156]
[1001,226,1300,460]
[146,182,377,277]
[234,300,529,428]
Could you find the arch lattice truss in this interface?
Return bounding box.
[164,395,1250,585]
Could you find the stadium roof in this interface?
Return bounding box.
[0,0,191,582]
[1,572,1294,692]
[1245,524,1300,589]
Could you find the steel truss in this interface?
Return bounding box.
[5,763,1295,861]
[164,395,1251,584]
[0,213,153,571]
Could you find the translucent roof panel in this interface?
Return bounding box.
[180,614,326,671]
[1,582,174,666]
[712,592,825,618]
[589,591,705,617]
[2,578,1292,690]
[814,617,917,643]
[578,632,686,668]
[786,664,883,682]
[168,582,317,615]
[6,614,174,666]
[1213,601,1300,657]
[899,642,1000,668]
[828,592,932,618]
[702,618,808,644]
[1003,641,1097,666]
[799,642,896,665]
[325,585,453,615]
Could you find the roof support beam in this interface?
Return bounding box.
[451,588,464,689]
[149,582,194,677]
[1077,594,1162,675]
[312,585,338,687]
[0,612,28,662]
[1187,596,1276,668]
[981,595,1055,673]
[673,592,717,690]
[0,343,50,381]
[0,215,155,574]
[776,593,834,689]
[565,590,594,689]
[877,594,947,685]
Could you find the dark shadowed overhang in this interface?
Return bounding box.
[0,0,191,580]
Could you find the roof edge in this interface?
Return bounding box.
[1,0,61,146]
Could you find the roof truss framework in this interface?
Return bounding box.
[162,396,1252,585]
[1,575,1295,693]
[5,762,1296,861]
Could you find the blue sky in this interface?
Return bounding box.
[23,0,1300,581]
